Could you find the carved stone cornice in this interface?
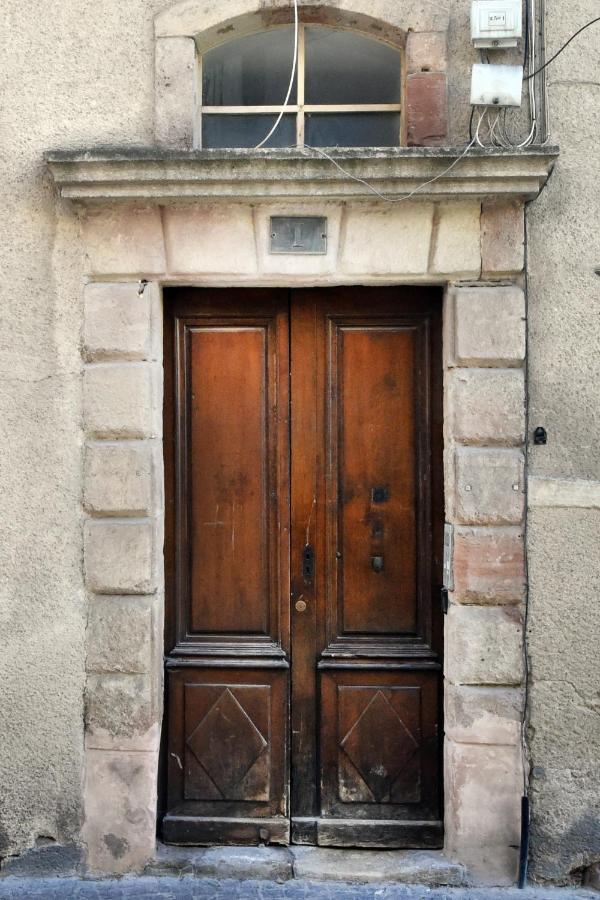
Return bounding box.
[46,146,558,204]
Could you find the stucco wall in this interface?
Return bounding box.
[0,0,166,866]
[525,0,600,883]
[0,0,597,885]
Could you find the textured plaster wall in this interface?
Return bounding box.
[525,0,600,884]
[0,0,597,884]
[0,0,165,864]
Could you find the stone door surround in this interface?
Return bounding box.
[46,0,557,885]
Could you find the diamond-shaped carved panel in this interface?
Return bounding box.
[187,688,267,798]
[340,689,420,803]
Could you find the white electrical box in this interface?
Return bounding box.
[470,63,523,107]
[471,0,522,48]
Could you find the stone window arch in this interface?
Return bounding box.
[154,1,449,149]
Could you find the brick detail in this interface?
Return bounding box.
[445,604,524,685]
[85,673,156,751]
[445,684,523,745]
[453,448,525,525]
[447,368,525,446]
[452,526,525,604]
[450,285,526,367]
[406,32,447,74]
[83,364,157,439]
[83,283,153,362]
[84,519,156,595]
[430,202,481,277]
[83,749,158,874]
[86,596,154,675]
[84,441,154,516]
[406,72,448,146]
[481,200,525,276]
[445,741,521,883]
[81,206,166,277]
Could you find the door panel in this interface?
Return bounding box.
[163,666,288,845]
[163,286,443,848]
[319,669,442,846]
[164,290,290,658]
[290,288,443,846]
[163,290,290,845]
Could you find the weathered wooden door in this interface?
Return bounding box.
[163,287,443,848]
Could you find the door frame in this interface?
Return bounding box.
[78,214,527,882]
[158,286,443,848]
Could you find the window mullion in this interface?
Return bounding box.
[297,23,306,148]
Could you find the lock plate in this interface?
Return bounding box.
[270,216,328,255]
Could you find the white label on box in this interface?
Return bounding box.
[488,11,507,26]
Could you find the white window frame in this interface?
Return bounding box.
[197,24,404,149]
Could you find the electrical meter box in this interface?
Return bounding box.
[471,0,522,48]
[470,64,523,107]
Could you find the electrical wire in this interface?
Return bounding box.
[254,0,299,149]
[304,124,483,204]
[525,15,600,79]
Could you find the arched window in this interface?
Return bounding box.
[200,25,402,149]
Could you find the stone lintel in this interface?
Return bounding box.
[46,147,558,204]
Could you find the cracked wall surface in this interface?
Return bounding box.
[526,0,600,884]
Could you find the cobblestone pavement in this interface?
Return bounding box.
[0,879,596,899]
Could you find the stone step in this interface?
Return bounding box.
[146,844,468,886]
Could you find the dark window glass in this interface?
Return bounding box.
[202,114,297,149]
[203,28,298,106]
[305,27,400,105]
[305,112,400,148]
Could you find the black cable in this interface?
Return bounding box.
[469,106,475,141]
[525,16,600,79]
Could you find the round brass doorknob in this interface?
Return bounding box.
[295,600,307,612]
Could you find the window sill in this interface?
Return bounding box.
[46,145,559,204]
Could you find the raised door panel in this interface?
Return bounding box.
[331,323,419,637]
[164,290,290,657]
[164,666,288,844]
[321,671,440,827]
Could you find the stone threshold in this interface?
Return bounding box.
[144,844,468,886]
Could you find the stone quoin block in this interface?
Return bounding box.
[84,519,156,595]
[155,37,196,149]
[85,673,156,750]
[83,364,157,439]
[481,200,525,276]
[451,285,525,367]
[447,368,525,446]
[341,204,434,275]
[86,596,154,675]
[453,448,525,525]
[452,526,525,604]
[445,684,523,745]
[445,604,524,685]
[83,749,158,874]
[430,202,481,277]
[83,283,153,362]
[406,32,448,74]
[445,741,522,884]
[81,206,166,276]
[406,72,448,146]
[84,442,154,516]
[163,204,258,275]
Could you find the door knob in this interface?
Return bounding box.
[371,555,384,573]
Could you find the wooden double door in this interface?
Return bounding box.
[163,287,443,848]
